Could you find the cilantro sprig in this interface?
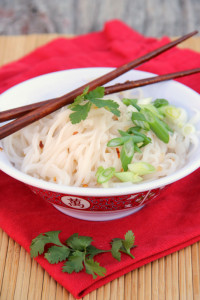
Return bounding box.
[111,230,136,261]
[30,230,136,279]
[68,86,120,124]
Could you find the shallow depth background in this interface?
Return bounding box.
[0,0,199,36]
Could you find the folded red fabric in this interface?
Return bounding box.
[0,20,200,298]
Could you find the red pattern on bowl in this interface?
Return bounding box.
[29,185,165,212]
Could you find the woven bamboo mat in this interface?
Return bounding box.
[0,35,200,300]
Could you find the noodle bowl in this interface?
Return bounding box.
[2,91,199,188]
[0,68,200,220]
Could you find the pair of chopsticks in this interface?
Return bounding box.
[0,31,199,140]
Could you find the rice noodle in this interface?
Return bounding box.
[2,92,199,187]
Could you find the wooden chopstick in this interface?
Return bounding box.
[0,31,198,140]
[104,67,200,94]
[0,68,200,123]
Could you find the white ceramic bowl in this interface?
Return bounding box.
[0,68,200,221]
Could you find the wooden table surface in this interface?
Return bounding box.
[0,35,200,300]
[0,0,200,37]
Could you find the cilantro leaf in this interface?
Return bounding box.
[85,258,106,279]
[66,233,93,251]
[69,102,92,124]
[69,85,120,124]
[30,230,136,280]
[62,251,85,273]
[111,238,123,261]
[123,230,135,250]
[68,86,89,109]
[120,248,135,259]
[30,231,63,258]
[44,245,70,264]
[86,245,107,259]
[110,231,135,261]
[85,86,105,100]
[121,231,135,259]
[89,98,120,117]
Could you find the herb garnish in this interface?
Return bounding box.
[30,230,136,279]
[69,86,120,124]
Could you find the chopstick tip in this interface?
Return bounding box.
[190,30,198,36]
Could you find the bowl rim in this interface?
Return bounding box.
[0,67,200,197]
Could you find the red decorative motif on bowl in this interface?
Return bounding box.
[29,185,165,211]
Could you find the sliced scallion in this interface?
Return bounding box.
[122,98,141,111]
[107,136,129,147]
[118,130,130,137]
[95,166,104,177]
[127,126,141,133]
[141,104,164,119]
[131,112,150,130]
[182,123,195,136]
[132,112,147,121]
[128,162,155,175]
[153,98,169,108]
[163,105,181,121]
[96,166,115,184]
[127,127,152,146]
[134,144,142,153]
[142,108,170,143]
[120,138,134,171]
[131,136,145,143]
[115,172,142,183]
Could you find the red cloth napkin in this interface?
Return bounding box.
[0,20,200,298]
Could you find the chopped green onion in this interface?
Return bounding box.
[120,139,134,171]
[128,162,156,175]
[107,136,129,147]
[127,127,152,146]
[159,119,173,133]
[132,136,145,143]
[108,131,145,148]
[122,98,141,111]
[141,104,164,119]
[134,144,142,153]
[115,172,142,183]
[131,112,150,130]
[96,166,115,184]
[132,112,147,121]
[123,138,134,157]
[118,130,130,137]
[163,105,181,121]
[176,108,188,126]
[127,126,141,133]
[163,107,188,128]
[95,166,104,177]
[127,127,141,134]
[118,130,145,143]
[182,123,195,136]
[142,108,170,143]
[153,99,169,108]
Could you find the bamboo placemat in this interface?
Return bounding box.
[0,35,200,300]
